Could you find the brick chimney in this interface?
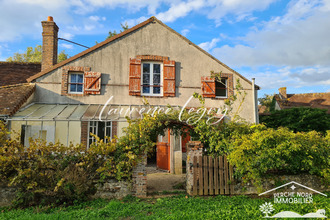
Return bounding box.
[41,16,58,71]
[278,87,287,99]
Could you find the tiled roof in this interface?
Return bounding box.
[0,84,35,116]
[0,62,41,86]
[275,92,330,113]
[26,17,259,89]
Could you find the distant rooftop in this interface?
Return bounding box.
[0,62,41,86]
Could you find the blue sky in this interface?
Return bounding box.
[0,0,329,97]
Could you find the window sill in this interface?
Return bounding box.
[212,96,228,100]
[141,95,167,98]
[67,93,85,97]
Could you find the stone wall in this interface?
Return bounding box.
[234,174,329,195]
[186,141,203,195]
[92,180,131,200]
[132,155,147,197]
[0,184,16,207]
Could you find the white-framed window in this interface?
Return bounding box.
[88,121,112,146]
[69,72,84,94]
[141,62,162,96]
[215,78,227,98]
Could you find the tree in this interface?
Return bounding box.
[106,23,129,39]
[6,45,68,63]
[258,94,275,113]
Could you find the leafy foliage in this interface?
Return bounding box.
[228,125,330,187]
[0,121,149,206]
[106,23,129,39]
[258,94,275,113]
[260,107,330,133]
[6,45,68,63]
[0,193,329,219]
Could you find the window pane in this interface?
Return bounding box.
[153,64,160,73]
[216,80,227,97]
[143,63,150,74]
[77,74,83,83]
[105,126,111,137]
[71,74,77,83]
[143,74,150,84]
[70,84,77,92]
[143,86,150,94]
[153,87,160,94]
[153,74,160,84]
[77,84,83,92]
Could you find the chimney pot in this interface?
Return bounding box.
[279,87,287,99]
[47,16,53,21]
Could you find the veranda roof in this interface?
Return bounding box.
[9,103,181,122]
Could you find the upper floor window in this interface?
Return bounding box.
[129,57,175,97]
[69,72,84,94]
[201,73,233,98]
[215,78,227,98]
[142,62,162,96]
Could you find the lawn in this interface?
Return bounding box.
[0,193,329,220]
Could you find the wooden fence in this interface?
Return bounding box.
[192,155,234,195]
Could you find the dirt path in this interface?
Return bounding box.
[147,173,186,193]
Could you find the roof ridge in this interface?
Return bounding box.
[291,92,330,95]
[27,16,259,88]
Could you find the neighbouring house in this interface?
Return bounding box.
[0,62,41,87]
[6,16,260,174]
[0,62,40,120]
[274,87,330,113]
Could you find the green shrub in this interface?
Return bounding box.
[260,107,330,134]
[0,121,145,207]
[228,125,330,187]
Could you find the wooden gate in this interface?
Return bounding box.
[192,155,234,195]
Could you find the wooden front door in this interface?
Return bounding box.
[156,142,170,171]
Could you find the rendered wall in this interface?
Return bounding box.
[34,21,257,123]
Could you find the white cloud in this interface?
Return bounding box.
[60,43,74,49]
[181,29,190,36]
[212,0,330,67]
[0,0,279,43]
[84,25,95,31]
[59,32,74,40]
[125,16,149,27]
[199,38,220,51]
[89,15,106,22]
[290,67,330,84]
[157,0,204,22]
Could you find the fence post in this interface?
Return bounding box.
[186,141,203,195]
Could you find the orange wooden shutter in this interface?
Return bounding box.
[129,58,141,96]
[201,76,215,98]
[84,71,101,95]
[163,60,176,97]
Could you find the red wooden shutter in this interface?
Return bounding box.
[163,60,176,97]
[129,58,141,96]
[84,71,101,95]
[201,76,215,98]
